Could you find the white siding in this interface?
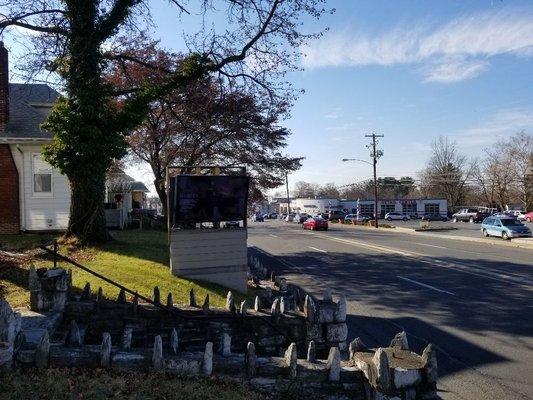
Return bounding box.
[170,229,248,292]
[291,198,340,214]
[15,144,71,231]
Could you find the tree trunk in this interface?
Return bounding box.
[67,172,110,242]
[155,179,168,219]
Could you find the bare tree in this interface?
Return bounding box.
[476,132,533,210]
[316,182,340,198]
[293,181,319,198]
[419,137,476,211]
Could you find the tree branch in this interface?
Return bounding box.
[210,0,282,71]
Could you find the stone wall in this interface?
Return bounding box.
[248,253,348,357]
[0,264,439,399]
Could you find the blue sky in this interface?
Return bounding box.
[4,0,533,194]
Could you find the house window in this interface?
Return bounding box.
[33,154,52,194]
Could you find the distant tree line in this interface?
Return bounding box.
[285,176,418,201]
[282,132,532,212]
[421,132,532,211]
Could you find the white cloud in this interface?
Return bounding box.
[423,57,489,83]
[301,8,533,83]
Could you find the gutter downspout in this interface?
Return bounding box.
[15,144,26,231]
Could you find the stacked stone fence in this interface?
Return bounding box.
[0,257,439,399]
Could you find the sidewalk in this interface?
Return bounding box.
[332,222,533,250]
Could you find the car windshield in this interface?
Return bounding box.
[500,219,522,227]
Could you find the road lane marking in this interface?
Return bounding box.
[314,233,422,257]
[398,276,456,296]
[308,246,327,253]
[413,242,447,250]
[269,234,279,238]
[303,231,533,287]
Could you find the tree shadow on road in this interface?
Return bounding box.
[249,246,533,381]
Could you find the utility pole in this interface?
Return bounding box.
[365,133,384,228]
[285,172,291,215]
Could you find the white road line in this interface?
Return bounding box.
[269,234,279,238]
[413,242,447,250]
[316,233,421,257]
[306,231,533,287]
[308,246,327,253]
[398,276,456,296]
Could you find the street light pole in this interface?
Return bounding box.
[365,133,384,228]
[285,172,291,215]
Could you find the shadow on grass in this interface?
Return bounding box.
[0,258,30,299]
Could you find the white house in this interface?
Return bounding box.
[0,42,70,233]
[0,42,150,234]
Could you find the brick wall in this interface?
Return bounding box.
[0,144,20,234]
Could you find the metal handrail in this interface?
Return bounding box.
[39,242,298,345]
[39,242,187,319]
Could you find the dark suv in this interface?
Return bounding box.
[451,208,487,223]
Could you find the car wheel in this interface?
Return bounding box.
[323,227,328,231]
[387,217,392,221]
[402,217,407,221]
[442,218,447,222]
[452,217,457,223]
[469,216,474,223]
[502,231,509,240]
[482,229,489,237]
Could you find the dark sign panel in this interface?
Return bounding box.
[169,175,249,225]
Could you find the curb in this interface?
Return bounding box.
[331,222,533,250]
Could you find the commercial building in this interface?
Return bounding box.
[286,197,448,218]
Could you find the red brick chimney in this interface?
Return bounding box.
[0,41,9,132]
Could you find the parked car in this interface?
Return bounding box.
[314,213,329,220]
[328,210,346,221]
[344,213,370,223]
[385,212,410,221]
[492,211,516,219]
[302,217,328,231]
[269,212,278,219]
[505,210,527,221]
[294,213,310,223]
[251,213,264,222]
[285,213,296,222]
[481,216,531,240]
[451,208,488,223]
[224,221,240,228]
[522,211,533,223]
[421,213,448,222]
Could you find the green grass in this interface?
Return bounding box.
[1,230,240,308]
[0,233,57,252]
[0,369,270,400]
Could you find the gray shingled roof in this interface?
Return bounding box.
[2,83,60,140]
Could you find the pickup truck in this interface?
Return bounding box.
[451,208,488,223]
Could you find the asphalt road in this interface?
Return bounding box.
[247,220,533,400]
